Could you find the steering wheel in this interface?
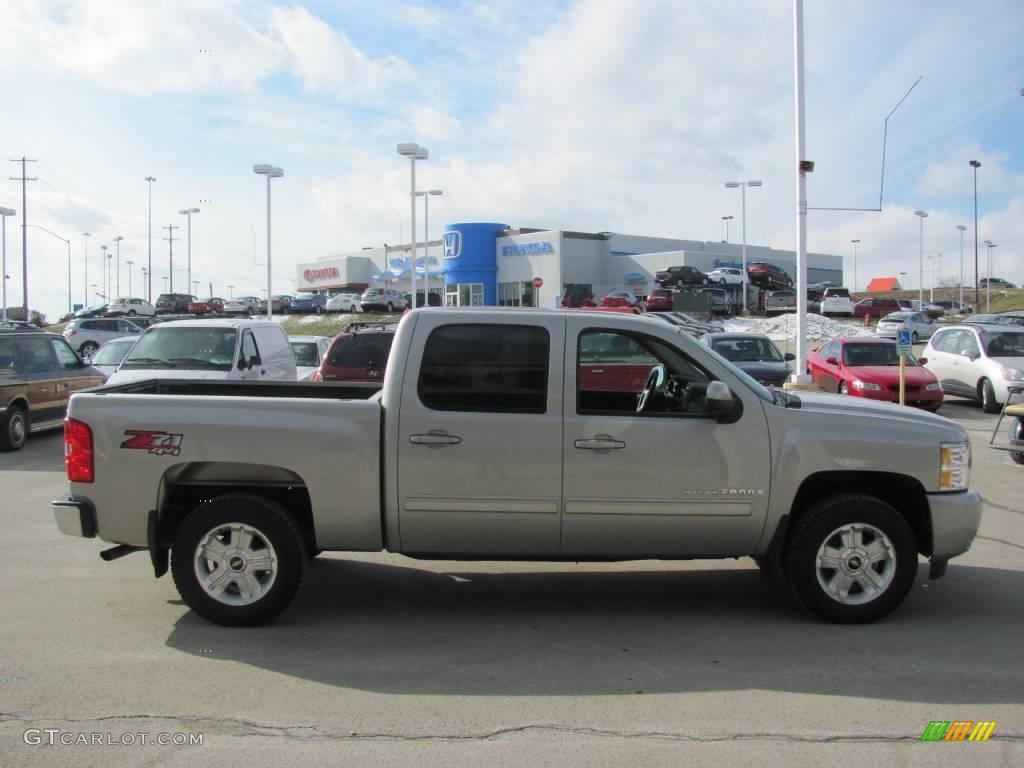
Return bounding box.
[636,365,666,412]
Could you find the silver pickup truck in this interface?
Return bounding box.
[53,308,981,626]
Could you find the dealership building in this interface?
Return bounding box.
[295,223,844,308]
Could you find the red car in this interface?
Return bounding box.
[599,291,640,308]
[806,337,943,411]
[313,324,396,383]
[853,297,905,319]
[187,297,226,316]
[646,288,673,312]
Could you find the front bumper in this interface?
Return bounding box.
[52,495,97,538]
[927,490,982,560]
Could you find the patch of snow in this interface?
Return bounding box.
[743,313,876,342]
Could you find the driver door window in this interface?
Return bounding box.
[576,329,712,417]
[241,331,260,364]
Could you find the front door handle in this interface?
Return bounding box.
[410,432,462,446]
[575,437,626,450]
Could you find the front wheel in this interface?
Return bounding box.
[80,341,99,358]
[128,309,136,316]
[981,378,999,414]
[0,405,27,452]
[386,302,394,312]
[1011,452,1024,465]
[911,332,918,343]
[170,494,308,626]
[784,494,916,623]
[838,381,848,395]
[314,306,322,315]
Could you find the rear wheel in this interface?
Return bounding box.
[784,494,916,623]
[1011,452,1024,465]
[980,378,999,414]
[170,494,308,626]
[314,306,322,315]
[386,302,394,312]
[0,405,28,452]
[128,309,136,316]
[911,332,918,343]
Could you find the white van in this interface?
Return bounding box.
[104,319,297,385]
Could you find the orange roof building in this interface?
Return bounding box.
[866,277,900,292]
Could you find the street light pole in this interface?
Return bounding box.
[178,208,200,295]
[984,240,996,312]
[0,207,15,321]
[126,260,134,295]
[100,245,108,300]
[914,210,928,309]
[956,224,966,309]
[81,233,90,308]
[850,239,860,293]
[145,176,156,301]
[416,189,443,305]
[113,235,123,297]
[899,271,907,290]
[721,215,733,243]
[969,160,980,310]
[253,165,284,319]
[397,143,429,309]
[106,251,112,303]
[724,180,762,312]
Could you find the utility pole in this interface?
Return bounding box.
[145,177,156,301]
[114,235,123,297]
[163,224,178,293]
[9,157,37,318]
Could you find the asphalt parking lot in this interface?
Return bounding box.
[1,398,1022,767]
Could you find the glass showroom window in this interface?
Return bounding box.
[498,282,538,307]
[447,284,485,307]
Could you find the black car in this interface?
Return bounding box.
[701,332,794,387]
[747,262,792,289]
[155,293,198,314]
[655,265,709,288]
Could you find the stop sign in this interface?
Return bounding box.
[532,276,543,289]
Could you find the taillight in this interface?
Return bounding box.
[64,418,94,483]
[312,370,323,382]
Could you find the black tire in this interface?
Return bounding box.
[386,302,394,312]
[0,405,28,452]
[702,278,709,286]
[786,278,793,288]
[246,307,253,316]
[314,306,322,315]
[720,278,728,285]
[79,341,99,358]
[170,493,308,627]
[838,381,848,395]
[128,309,136,316]
[911,332,918,343]
[784,494,917,623]
[980,378,999,414]
[1011,452,1024,465]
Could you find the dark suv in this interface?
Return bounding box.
[655,266,709,288]
[0,327,105,451]
[313,324,397,383]
[155,293,198,315]
[747,262,792,289]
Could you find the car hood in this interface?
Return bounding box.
[846,365,937,385]
[105,368,232,385]
[735,361,791,380]
[791,390,962,436]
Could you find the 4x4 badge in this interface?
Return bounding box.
[120,430,183,456]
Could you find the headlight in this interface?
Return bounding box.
[852,380,882,391]
[939,441,971,491]
[1001,367,1024,381]
[925,382,942,391]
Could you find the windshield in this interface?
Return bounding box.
[121,327,238,370]
[712,337,784,362]
[881,312,911,322]
[91,340,136,365]
[699,337,774,403]
[842,344,917,367]
[290,341,320,367]
[295,294,316,301]
[982,332,1024,357]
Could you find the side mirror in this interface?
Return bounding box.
[238,357,249,370]
[248,355,261,368]
[783,352,795,361]
[826,356,839,366]
[917,357,928,365]
[705,381,736,416]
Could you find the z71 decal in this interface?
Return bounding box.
[120,430,184,456]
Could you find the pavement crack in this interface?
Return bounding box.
[982,499,1024,516]
[975,535,1024,552]
[2,715,1021,744]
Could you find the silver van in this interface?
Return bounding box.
[103,319,297,385]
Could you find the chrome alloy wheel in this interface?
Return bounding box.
[815,523,896,605]
[193,523,278,606]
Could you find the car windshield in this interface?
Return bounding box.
[881,313,911,322]
[712,337,784,362]
[982,332,1024,358]
[841,344,915,366]
[290,341,320,367]
[327,334,394,367]
[295,294,316,301]
[121,327,238,370]
[90,340,136,365]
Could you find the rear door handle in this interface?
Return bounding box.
[410,432,462,446]
[575,437,626,450]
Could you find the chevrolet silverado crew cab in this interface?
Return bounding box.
[53,309,981,626]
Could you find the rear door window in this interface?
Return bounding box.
[0,338,22,376]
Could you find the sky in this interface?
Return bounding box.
[1,0,1022,320]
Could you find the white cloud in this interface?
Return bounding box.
[411,106,461,141]
[915,145,1024,198]
[271,6,410,95]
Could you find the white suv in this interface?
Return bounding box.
[821,287,855,317]
[359,287,408,312]
[106,297,155,317]
[922,325,1024,413]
